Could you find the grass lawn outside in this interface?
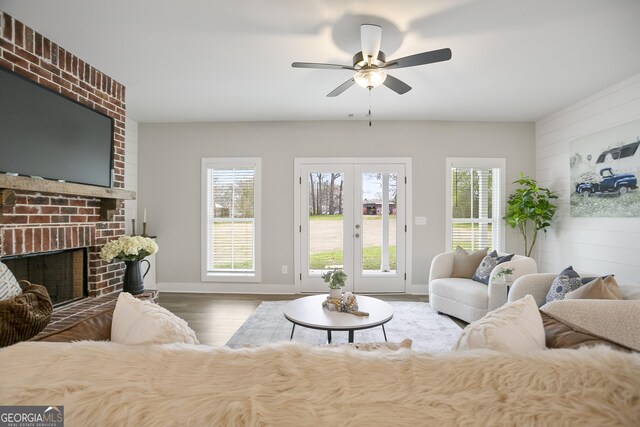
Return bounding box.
[451,222,494,251]
[310,245,396,270]
[207,215,484,271]
[309,214,396,221]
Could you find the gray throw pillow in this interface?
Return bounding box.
[545,266,582,303]
[472,250,515,285]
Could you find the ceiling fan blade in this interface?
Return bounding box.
[361,24,382,64]
[383,48,452,69]
[383,74,412,95]
[327,78,356,97]
[292,62,355,70]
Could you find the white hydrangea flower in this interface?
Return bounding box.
[100,235,159,262]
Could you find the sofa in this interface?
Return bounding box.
[429,251,537,323]
[509,272,640,304]
[2,291,638,425]
[509,272,640,352]
[1,340,639,426]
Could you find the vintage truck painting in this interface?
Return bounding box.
[569,120,640,217]
[575,167,638,196]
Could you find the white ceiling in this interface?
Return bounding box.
[2,0,640,123]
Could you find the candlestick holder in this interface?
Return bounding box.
[131,219,136,236]
[142,222,148,237]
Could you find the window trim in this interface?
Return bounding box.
[201,157,261,283]
[445,157,506,253]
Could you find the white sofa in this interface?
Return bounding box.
[429,252,537,323]
[508,272,640,305]
[507,272,640,351]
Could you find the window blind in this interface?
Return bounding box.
[450,166,501,251]
[206,167,255,273]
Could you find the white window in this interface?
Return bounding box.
[445,158,505,252]
[201,158,261,282]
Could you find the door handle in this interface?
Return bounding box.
[355,233,360,238]
[355,224,360,229]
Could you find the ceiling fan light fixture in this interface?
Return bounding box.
[354,68,387,89]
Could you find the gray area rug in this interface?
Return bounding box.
[226,301,463,352]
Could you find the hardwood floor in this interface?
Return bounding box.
[158,293,433,346]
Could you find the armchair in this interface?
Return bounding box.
[429,251,537,323]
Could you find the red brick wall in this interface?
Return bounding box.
[0,11,128,296]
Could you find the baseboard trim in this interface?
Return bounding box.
[406,283,428,295]
[157,282,297,294]
[157,282,429,295]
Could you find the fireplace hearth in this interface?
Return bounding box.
[3,248,87,307]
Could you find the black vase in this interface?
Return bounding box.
[123,259,151,295]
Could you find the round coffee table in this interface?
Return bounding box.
[283,294,394,343]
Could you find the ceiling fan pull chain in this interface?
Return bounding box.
[368,87,372,127]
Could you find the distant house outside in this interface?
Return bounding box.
[362,199,397,215]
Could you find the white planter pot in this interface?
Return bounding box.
[329,288,342,299]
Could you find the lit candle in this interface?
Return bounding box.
[143,208,147,223]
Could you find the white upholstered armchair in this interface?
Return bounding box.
[429,251,537,323]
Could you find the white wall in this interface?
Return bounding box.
[138,120,534,292]
[124,118,138,235]
[535,72,640,281]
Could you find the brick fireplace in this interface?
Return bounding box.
[0,12,132,297]
[3,248,87,306]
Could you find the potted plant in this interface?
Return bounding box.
[504,174,558,257]
[493,266,514,284]
[322,269,347,299]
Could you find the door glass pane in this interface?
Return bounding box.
[361,172,397,274]
[308,172,344,273]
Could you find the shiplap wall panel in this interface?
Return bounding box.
[538,248,640,280]
[536,74,640,282]
[534,72,640,280]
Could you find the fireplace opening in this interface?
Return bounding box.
[3,248,88,307]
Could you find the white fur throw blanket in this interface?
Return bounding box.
[1,341,639,426]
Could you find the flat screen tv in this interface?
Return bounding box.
[0,66,114,188]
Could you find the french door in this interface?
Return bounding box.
[296,159,407,293]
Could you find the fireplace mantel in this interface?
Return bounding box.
[0,175,135,200]
[0,175,135,222]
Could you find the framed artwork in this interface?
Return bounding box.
[570,119,640,217]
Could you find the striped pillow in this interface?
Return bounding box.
[0,262,22,301]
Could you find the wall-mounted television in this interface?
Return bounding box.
[0,66,114,188]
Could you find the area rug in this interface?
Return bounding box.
[226,300,462,352]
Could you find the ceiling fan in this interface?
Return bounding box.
[292,24,452,97]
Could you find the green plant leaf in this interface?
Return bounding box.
[504,174,558,256]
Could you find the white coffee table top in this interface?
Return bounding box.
[283,294,394,331]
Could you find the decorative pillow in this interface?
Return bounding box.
[565,276,622,300]
[454,294,545,353]
[451,246,487,278]
[545,266,583,303]
[0,262,22,301]
[472,250,514,285]
[111,292,199,345]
